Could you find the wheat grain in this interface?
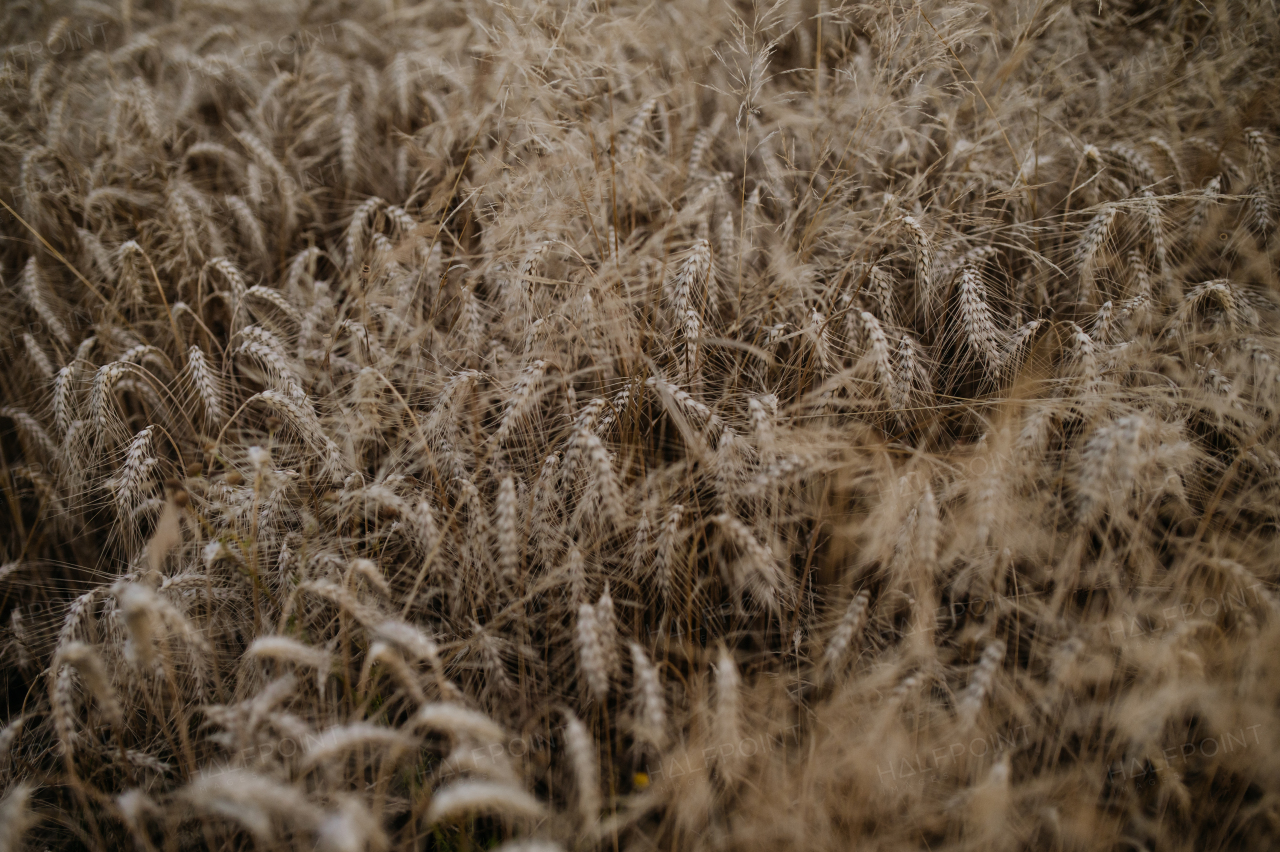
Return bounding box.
[629,642,667,748]
[576,602,609,701]
[563,710,601,828]
[957,640,1005,729]
[713,646,742,777]
[3,7,1279,850]
[823,590,871,679]
[956,265,1004,378]
[114,426,157,516]
[54,641,122,727]
[426,780,545,825]
[181,771,325,841]
[19,257,70,346]
[0,784,35,852]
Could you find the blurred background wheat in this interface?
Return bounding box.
[1,0,1278,850]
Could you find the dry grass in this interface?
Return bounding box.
[1,0,1279,850]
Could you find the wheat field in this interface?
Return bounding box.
[0,0,1278,849]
